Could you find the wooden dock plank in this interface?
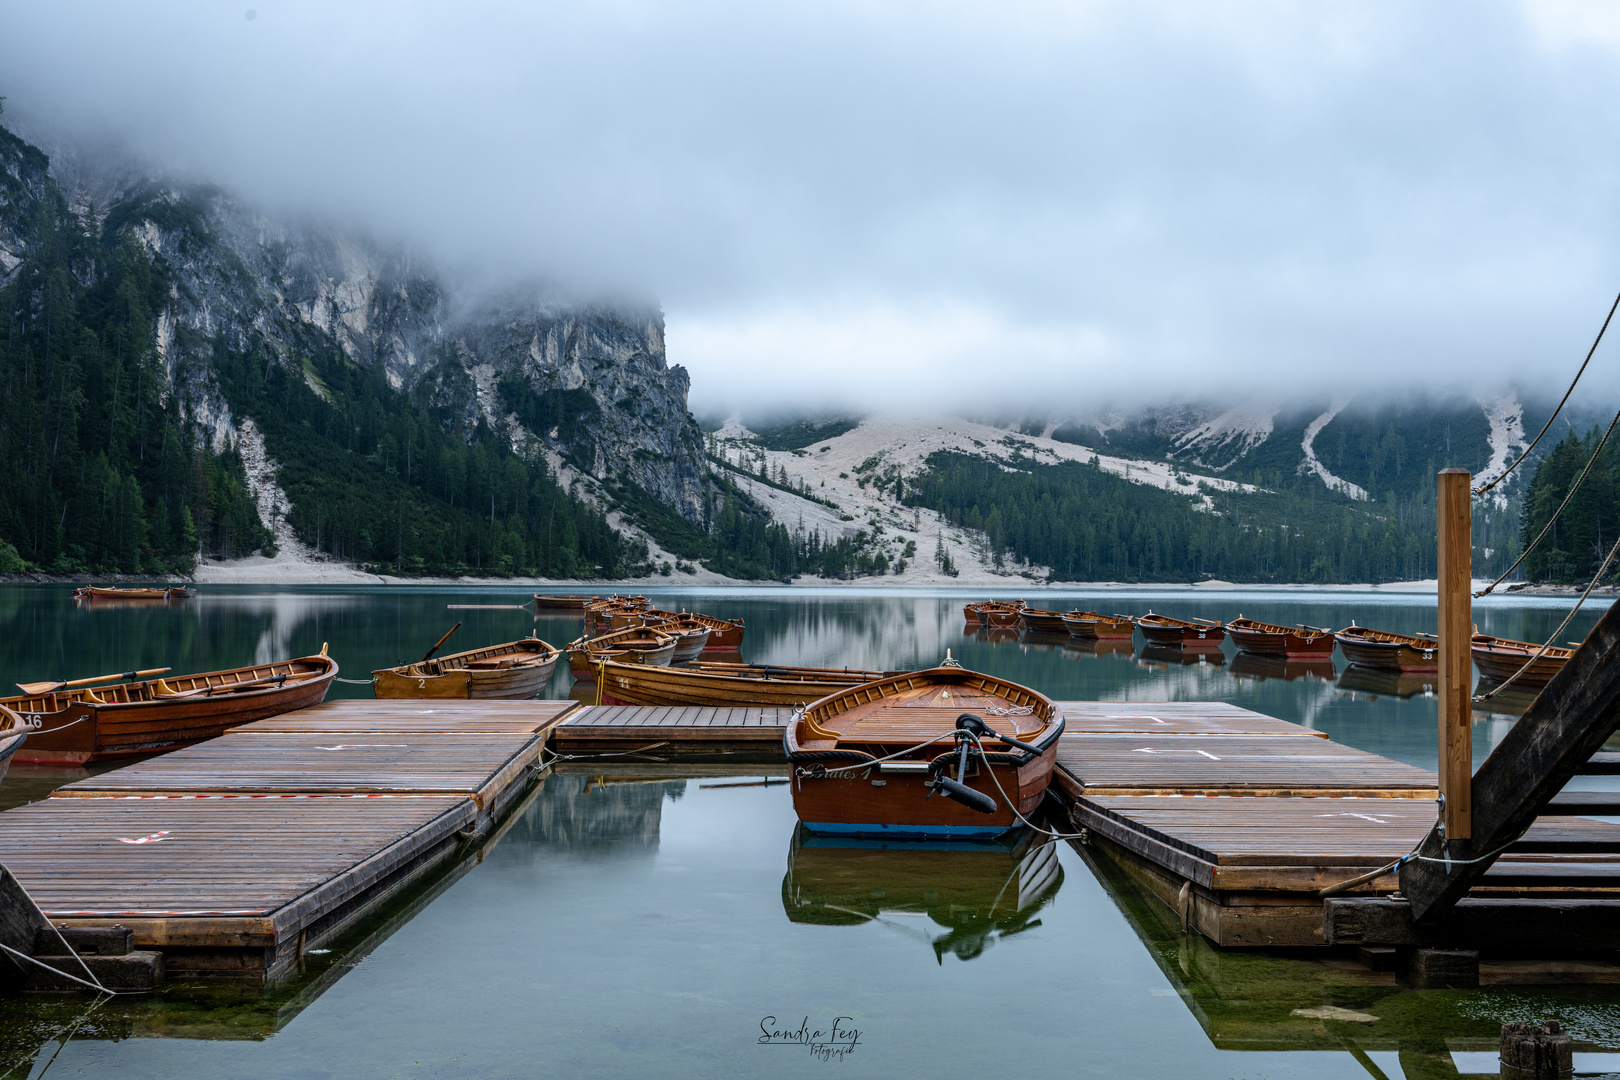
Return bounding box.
[552,705,797,751]
[0,796,473,935]
[1056,734,1437,797]
[1056,702,1326,738]
[234,699,579,735]
[54,732,543,799]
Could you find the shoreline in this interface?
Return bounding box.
[4,567,1612,597]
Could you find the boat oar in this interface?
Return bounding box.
[420,622,462,663]
[17,667,172,695]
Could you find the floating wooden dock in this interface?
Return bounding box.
[550,705,796,756]
[1051,699,1620,959]
[0,699,579,982]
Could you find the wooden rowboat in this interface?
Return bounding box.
[1471,634,1572,688]
[4,649,338,764]
[534,594,598,611]
[1061,611,1136,640]
[566,627,677,676]
[1226,616,1337,658]
[73,585,195,602]
[1334,624,1439,672]
[1134,613,1226,648]
[965,601,1024,629]
[785,661,1063,839]
[0,706,25,787]
[681,612,746,651]
[593,657,898,707]
[371,634,561,699]
[641,614,712,661]
[1019,607,1071,634]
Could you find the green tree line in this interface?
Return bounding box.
[212,343,631,578]
[904,450,1518,584]
[1519,425,1620,584]
[0,127,269,573]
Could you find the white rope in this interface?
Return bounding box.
[6,871,105,992]
[964,734,1089,841]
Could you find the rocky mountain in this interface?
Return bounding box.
[3,122,705,525]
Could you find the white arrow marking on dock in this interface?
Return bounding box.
[1111,715,1169,724]
[1132,748,1221,760]
[118,831,173,844]
[1313,812,1391,824]
[314,744,409,750]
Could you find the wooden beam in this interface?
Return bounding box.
[1399,596,1620,921]
[1326,896,1620,950]
[1438,468,1472,841]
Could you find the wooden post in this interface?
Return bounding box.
[1438,469,1472,842]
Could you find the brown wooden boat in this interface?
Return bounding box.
[1061,610,1136,640]
[593,657,898,707]
[785,662,1063,838]
[534,594,598,612]
[5,649,338,764]
[1334,624,1439,672]
[641,614,712,661]
[0,705,25,787]
[1471,634,1572,688]
[1134,613,1226,648]
[566,626,677,676]
[682,612,746,651]
[1019,607,1071,634]
[73,585,195,602]
[965,601,1024,629]
[371,634,561,699]
[1226,616,1337,658]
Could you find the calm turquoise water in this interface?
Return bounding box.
[1,586,1617,1079]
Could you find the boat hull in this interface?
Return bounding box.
[0,710,25,786]
[1019,610,1070,634]
[1226,625,1336,658]
[790,743,1059,839]
[594,660,878,708]
[567,641,676,677]
[1138,624,1226,648]
[1472,638,1568,687]
[1062,613,1135,640]
[372,656,558,699]
[7,658,337,765]
[1336,633,1438,672]
[534,594,596,611]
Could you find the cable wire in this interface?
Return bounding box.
[1476,527,1620,701]
[1475,289,1620,497]
[1477,404,1620,597]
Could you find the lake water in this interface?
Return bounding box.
[2,585,1617,1080]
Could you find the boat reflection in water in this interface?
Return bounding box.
[1063,637,1135,660]
[781,825,1063,963]
[1471,678,1542,719]
[1137,644,1226,669]
[1334,665,1437,700]
[1227,653,1337,684]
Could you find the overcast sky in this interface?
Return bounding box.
[4,0,1620,415]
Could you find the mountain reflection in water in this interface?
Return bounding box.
[781,825,1063,963]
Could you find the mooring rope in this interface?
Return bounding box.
[1476,403,1620,598]
[332,677,376,685]
[1475,289,1620,497]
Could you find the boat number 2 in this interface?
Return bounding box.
[418,679,426,688]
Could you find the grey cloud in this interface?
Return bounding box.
[3,0,1618,415]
